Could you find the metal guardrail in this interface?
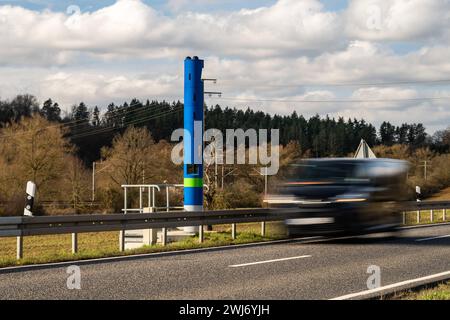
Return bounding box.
[1,201,449,260]
[0,208,281,237]
[402,201,450,225]
[402,200,450,211]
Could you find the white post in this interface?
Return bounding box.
[261,167,267,236]
[120,187,127,252]
[72,233,78,254]
[444,209,447,221]
[17,236,23,259]
[199,225,204,243]
[231,223,236,240]
[143,207,157,246]
[430,209,434,222]
[417,210,420,224]
[152,187,156,209]
[19,181,36,258]
[124,187,127,214]
[139,187,143,213]
[166,186,170,211]
[24,181,36,216]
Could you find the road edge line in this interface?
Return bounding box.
[330,270,450,300]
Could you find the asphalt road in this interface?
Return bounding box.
[1,223,450,300]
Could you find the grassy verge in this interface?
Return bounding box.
[0,222,287,268]
[0,208,447,268]
[391,281,450,300]
[404,209,449,225]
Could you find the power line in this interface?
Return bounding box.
[217,78,450,88]
[69,107,182,140]
[68,106,183,140]
[0,98,183,139]
[62,103,181,139]
[215,96,450,104]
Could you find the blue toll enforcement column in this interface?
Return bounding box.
[184,56,204,232]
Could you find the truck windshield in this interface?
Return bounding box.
[286,161,360,182]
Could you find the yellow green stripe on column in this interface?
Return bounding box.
[184,178,204,188]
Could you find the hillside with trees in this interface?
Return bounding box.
[0,94,449,215]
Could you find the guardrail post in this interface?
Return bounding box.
[143,207,157,246]
[71,233,78,254]
[402,212,406,225]
[430,210,434,222]
[199,225,204,243]
[261,222,266,237]
[444,209,447,221]
[417,210,420,224]
[143,228,157,246]
[119,231,125,252]
[231,223,236,240]
[120,186,127,251]
[161,228,167,246]
[16,236,23,259]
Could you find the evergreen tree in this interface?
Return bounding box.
[41,98,61,122]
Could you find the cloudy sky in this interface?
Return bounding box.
[0,0,449,133]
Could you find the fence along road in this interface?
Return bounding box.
[0,201,449,259]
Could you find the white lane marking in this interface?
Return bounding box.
[416,234,450,242]
[229,255,312,268]
[330,270,450,300]
[0,238,319,273]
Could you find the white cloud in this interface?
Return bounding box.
[0,0,449,133]
[345,0,450,42]
[0,0,344,64]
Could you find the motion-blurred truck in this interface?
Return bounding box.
[265,158,410,237]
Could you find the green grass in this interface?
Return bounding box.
[0,222,287,268]
[393,281,450,300]
[404,209,449,225]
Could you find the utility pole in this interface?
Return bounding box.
[203,79,221,192]
[92,161,110,202]
[419,160,431,180]
[252,167,268,196]
[214,141,218,189]
[221,165,237,190]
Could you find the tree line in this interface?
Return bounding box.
[1,95,448,165]
[0,94,449,215]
